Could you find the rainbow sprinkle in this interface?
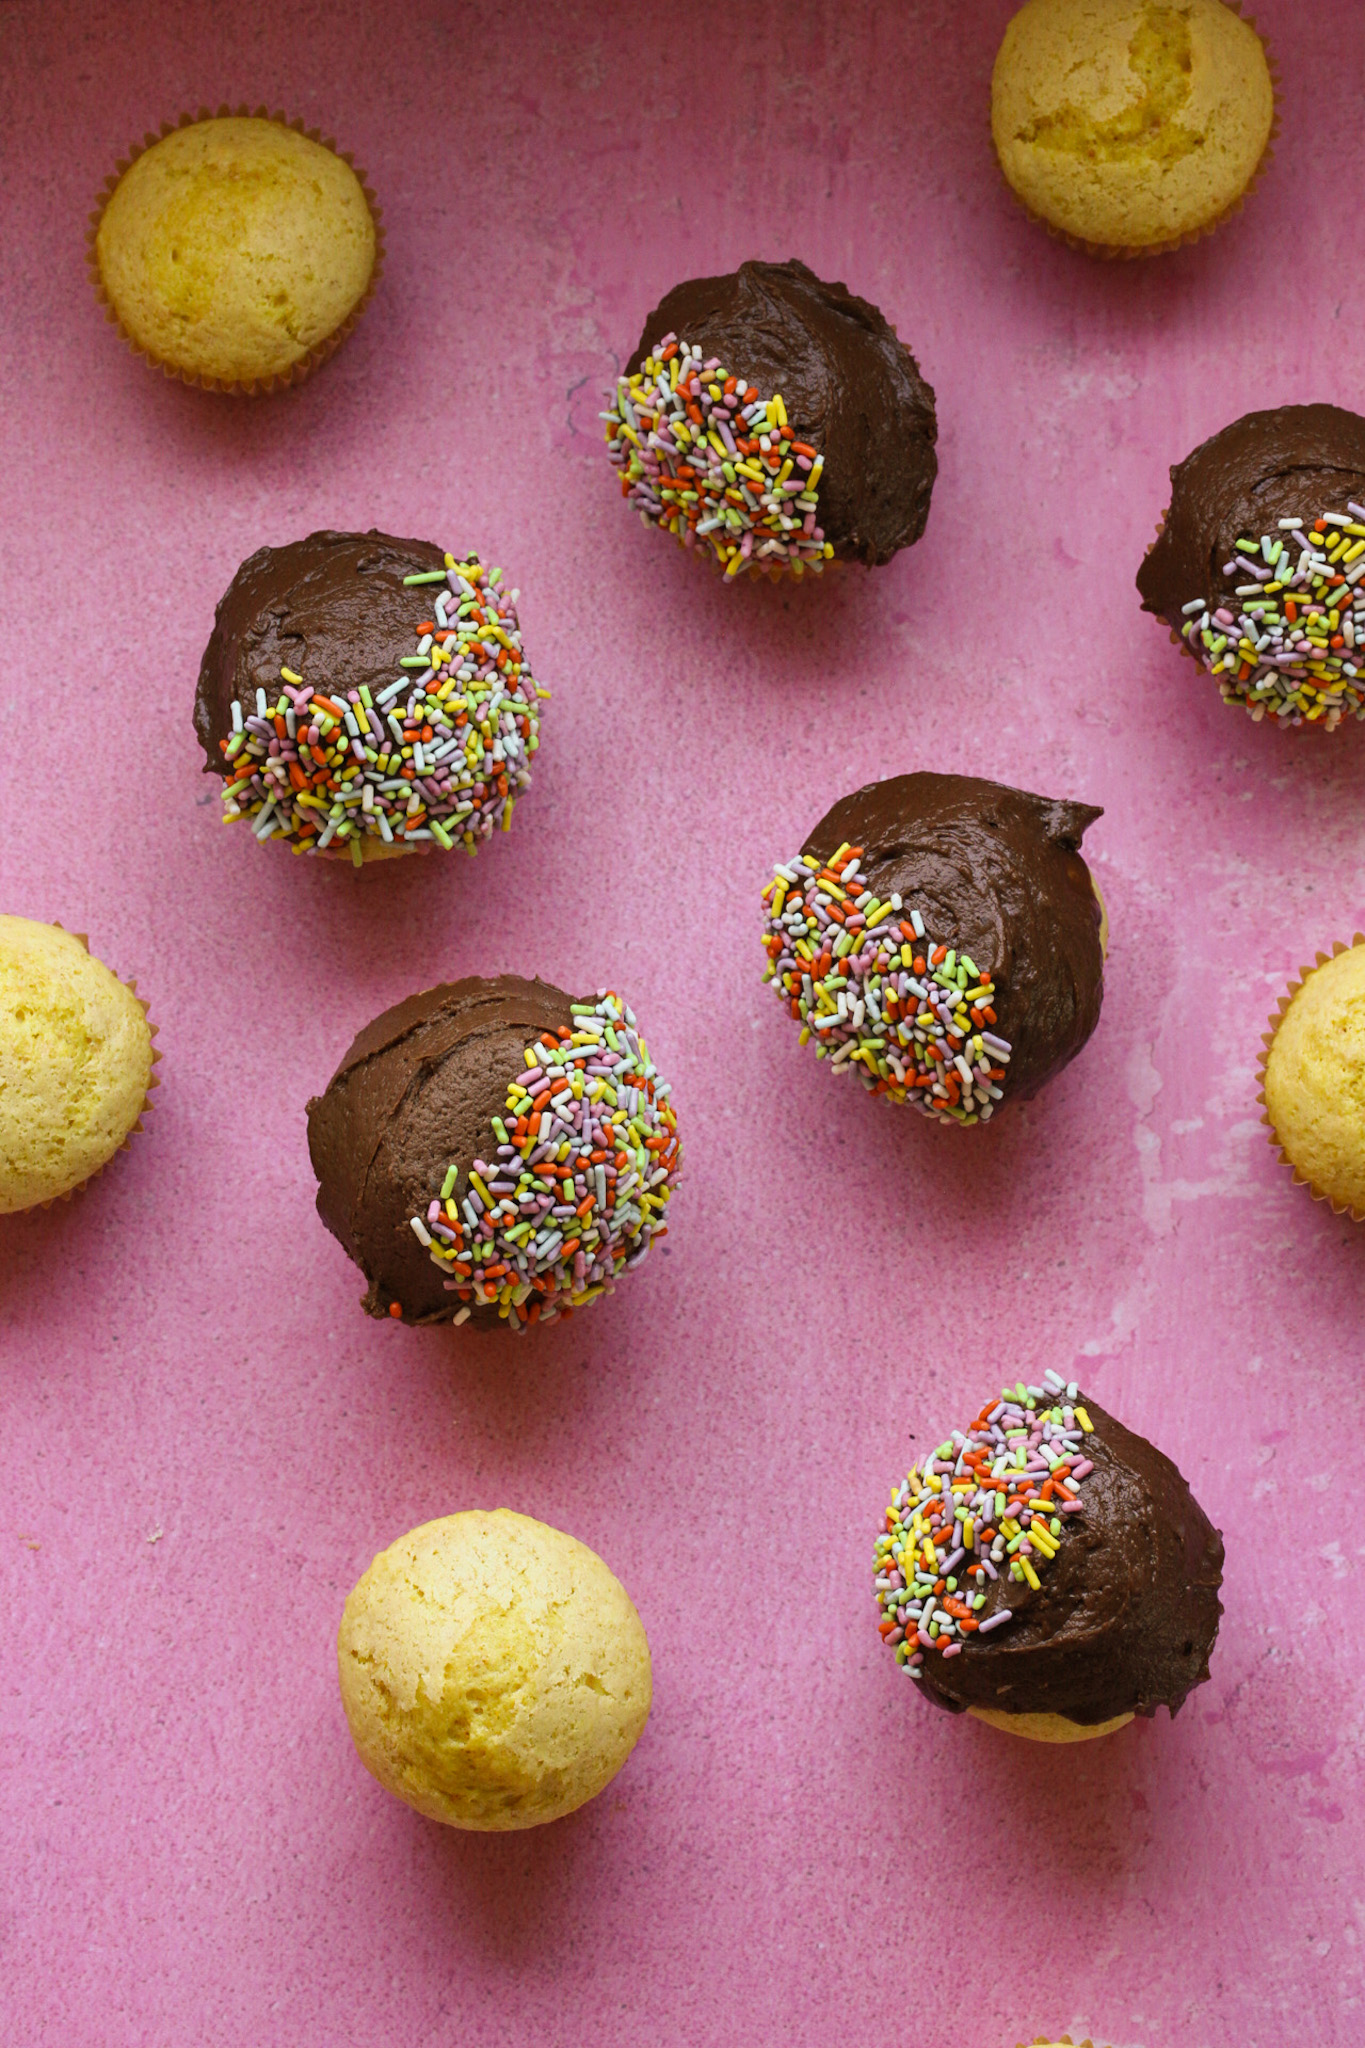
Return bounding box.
[410,992,681,1332]
[1181,507,1365,728]
[874,1372,1098,1678]
[761,842,1011,1122]
[218,554,547,859]
[604,333,831,578]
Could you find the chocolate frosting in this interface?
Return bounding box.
[913,1396,1224,1726]
[1137,405,1365,629]
[194,529,448,769]
[627,259,937,567]
[307,975,575,1327]
[802,773,1104,1103]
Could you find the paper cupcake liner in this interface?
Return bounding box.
[1257,935,1365,1222]
[994,4,1279,261]
[87,106,384,396]
[37,927,162,1210]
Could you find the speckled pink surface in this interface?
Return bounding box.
[3,3,1364,2044]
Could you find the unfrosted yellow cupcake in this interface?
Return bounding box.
[1260,938,1365,1220]
[337,1510,651,1831]
[0,918,157,1212]
[991,0,1275,257]
[91,112,380,392]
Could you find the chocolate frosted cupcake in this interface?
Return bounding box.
[1138,405,1365,729]
[761,774,1104,1122]
[873,1372,1224,1741]
[307,976,680,1330]
[197,531,545,862]
[604,259,937,579]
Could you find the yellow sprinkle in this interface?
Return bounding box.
[280,666,303,685]
[963,1518,975,1550]
[867,902,894,928]
[773,394,788,428]
[1021,1557,1041,1591]
[1076,1407,1094,1433]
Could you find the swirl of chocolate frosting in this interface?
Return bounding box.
[800,773,1104,1103]
[626,258,938,567]
[1137,404,1365,630]
[308,976,575,1327]
[912,1396,1224,1727]
[194,529,448,768]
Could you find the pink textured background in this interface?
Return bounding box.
[2,3,1363,2043]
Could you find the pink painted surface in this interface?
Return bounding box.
[2,3,1363,2044]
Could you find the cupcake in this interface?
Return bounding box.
[91,112,379,392]
[873,1371,1224,1740]
[1260,937,1365,1220]
[604,258,937,578]
[761,774,1104,1122]
[196,531,545,863]
[307,977,681,1329]
[991,0,1275,258]
[1138,405,1365,729]
[0,918,158,1212]
[338,1510,651,1830]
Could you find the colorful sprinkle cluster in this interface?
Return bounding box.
[761,842,1012,1123]
[873,1372,1098,1678]
[604,333,831,579]
[1181,507,1365,728]
[219,555,547,860]
[410,992,681,1332]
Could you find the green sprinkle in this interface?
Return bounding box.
[403,570,448,585]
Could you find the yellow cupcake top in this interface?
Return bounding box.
[992,0,1274,253]
[337,1509,652,1831]
[0,917,155,1213]
[95,116,376,387]
[1263,941,1365,1219]
[1017,2037,1105,2048]
[1018,2037,1105,2047]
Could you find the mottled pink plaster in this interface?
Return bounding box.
[1,3,1362,2044]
